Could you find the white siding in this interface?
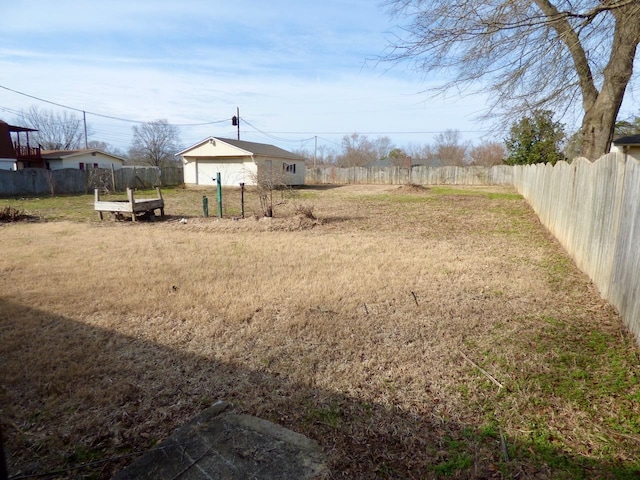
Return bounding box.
[256,157,305,186]
[610,145,640,162]
[187,159,257,186]
[47,152,124,170]
[179,138,305,186]
[183,158,198,184]
[180,139,251,158]
[625,147,640,162]
[0,158,16,170]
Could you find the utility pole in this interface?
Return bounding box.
[314,135,317,168]
[83,111,88,149]
[231,107,240,140]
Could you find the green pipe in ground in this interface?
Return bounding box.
[216,172,223,218]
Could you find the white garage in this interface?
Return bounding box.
[177,137,306,187]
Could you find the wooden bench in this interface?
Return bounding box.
[95,187,165,222]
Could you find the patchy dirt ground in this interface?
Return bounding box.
[1,185,638,479]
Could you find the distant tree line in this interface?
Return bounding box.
[299,108,640,169]
[296,131,507,169]
[14,105,640,171]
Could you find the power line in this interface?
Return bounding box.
[316,136,342,147]
[2,85,493,148]
[0,84,229,126]
[241,118,314,144]
[265,130,490,135]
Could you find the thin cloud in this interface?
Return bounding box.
[0,1,494,151]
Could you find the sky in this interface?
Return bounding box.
[0,1,497,156]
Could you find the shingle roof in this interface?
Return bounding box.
[0,119,37,133]
[41,149,86,158]
[41,149,127,162]
[215,138,305,161]
[177,137,305,161]
[612,134,640,145]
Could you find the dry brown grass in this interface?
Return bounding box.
[1,184,638,479]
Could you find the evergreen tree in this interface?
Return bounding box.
[505,111,565,165]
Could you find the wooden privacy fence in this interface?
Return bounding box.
[512,153,640,344]
[0,166,184,196]
[307,159,640,345]
[305,165,514,185]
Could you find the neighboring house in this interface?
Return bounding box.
[41,149,126,170]
[177,137,306,186]
[0,119,42,170]
[610,134,640,161]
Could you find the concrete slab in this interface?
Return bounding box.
[112,401,327,480]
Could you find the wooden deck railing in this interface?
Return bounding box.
[14,144,41,160]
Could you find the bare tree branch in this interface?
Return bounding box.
[129,119,181,167]
[19,106,88,150]
[381,0,640,159]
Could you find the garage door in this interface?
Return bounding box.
[198,161,255,186]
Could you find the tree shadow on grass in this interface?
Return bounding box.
[1,298,637,479]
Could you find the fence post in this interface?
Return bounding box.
[127,188,137,222]
[216,172,223,218]
[240,182,245,218]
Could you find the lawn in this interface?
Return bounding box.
[1,184,638,479]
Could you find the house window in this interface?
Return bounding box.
[94,163,99,169]
[79,162,84,170]
[283,163,296,173]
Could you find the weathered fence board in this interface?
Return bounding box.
[116,166,162,190]
[0,169,87,196]
[608,157,640,340]
[0,166,184,196]
[305,165,513,185]
[513,152,640,344]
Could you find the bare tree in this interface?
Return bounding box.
[469,141,506,166]
[87,140,128,160]
[129,119,181,167]
[315,144,337,166]
[87,140,109,151]
[293,144,338,167]
[433,129,469,166]
[373,136,395,161]
[250,162,295,218]
[383,1,640,160]
[336,133,377,167]
[19,106,87,150]
[405,143,434,165]
[335,133,396,167]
